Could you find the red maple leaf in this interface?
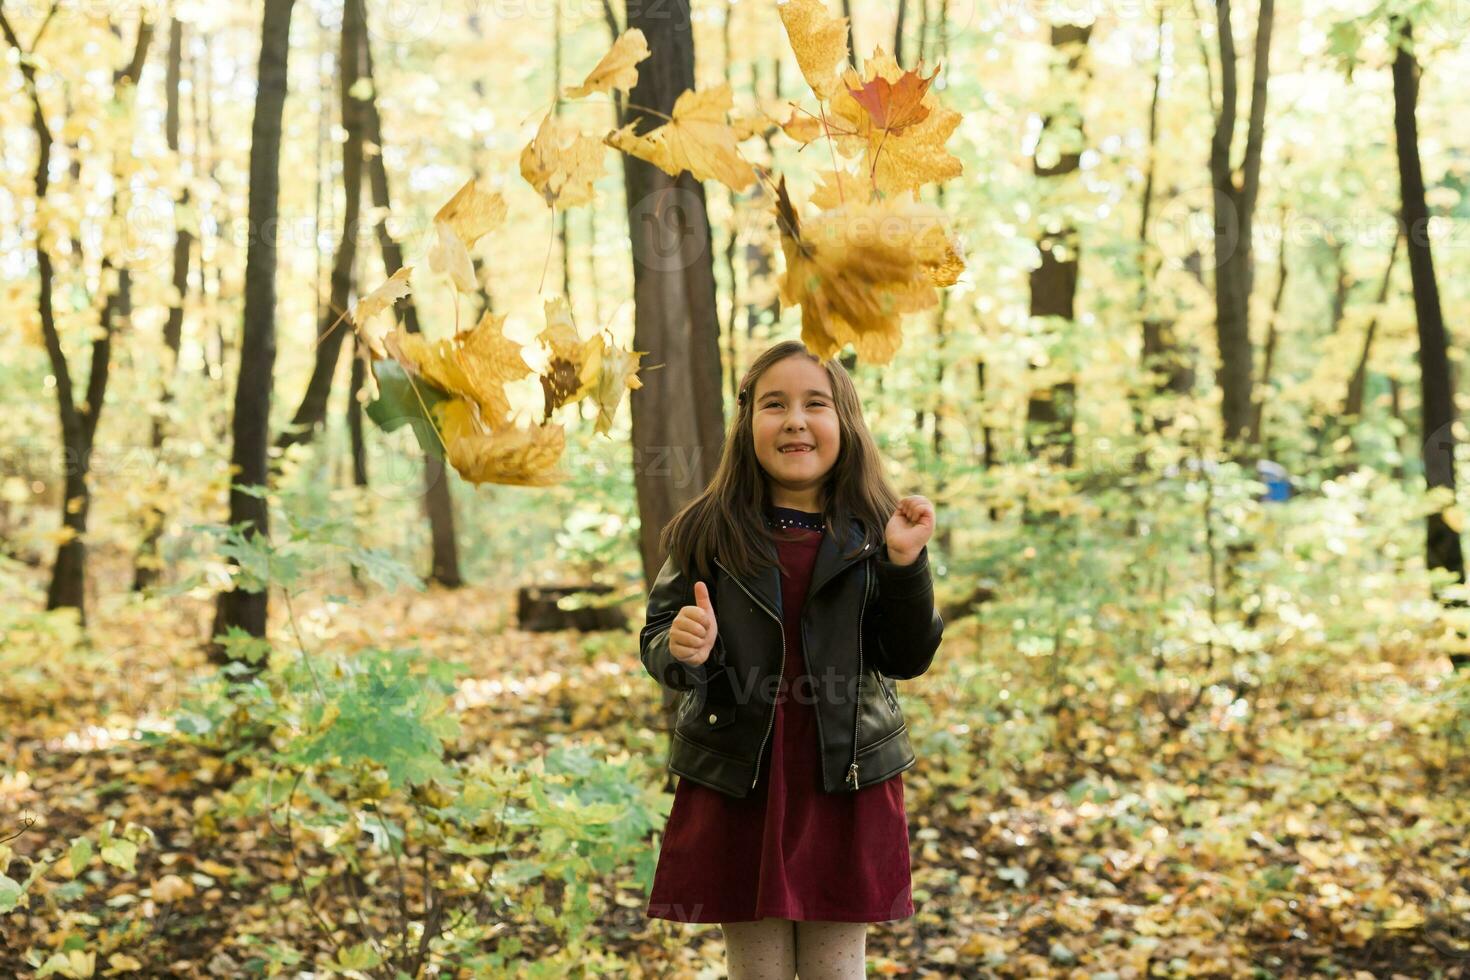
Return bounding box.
[844,62,940,135]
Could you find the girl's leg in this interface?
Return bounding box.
[793,920,868,979]
[721,917,797,980]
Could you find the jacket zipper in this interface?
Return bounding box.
[714,558,785,789]
[847,562,871,790]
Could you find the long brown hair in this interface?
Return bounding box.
[659,340,902,583]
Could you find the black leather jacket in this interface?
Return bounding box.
[639,516,944,798]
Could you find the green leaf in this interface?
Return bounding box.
[365,360,451,460]
[335,942,385,970]
[0,873,23,912]
[67,838,92,876]
[100,838,137,874]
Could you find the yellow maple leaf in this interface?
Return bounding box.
[827,48,962,197]
[605,84,756,191]
[387,310,533,430]
[427,220,477,294]
[774,176,963,364]
[730,108,774,142]
[563,28,650,99]
[350,265,413,356]
[427,179,505,294]
[536,296,604,417]
[778,0,851,101]
[779,106,825,145]
[434,177,506,247]
[520,111,605,209]
[592,337,645,435]
[809,168,873,210]
[435,399,567,486]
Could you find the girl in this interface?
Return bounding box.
[639,340,945,979]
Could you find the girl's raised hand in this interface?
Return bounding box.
[669,579,718,667]
[884,495,935,564]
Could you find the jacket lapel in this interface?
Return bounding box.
[807,516,872,600]
[721,517,870,621]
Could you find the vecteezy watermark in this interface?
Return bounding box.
[1151,187,1465,271]
[628,185,713,274]
[631,444,707,490]
[366,0,445,44]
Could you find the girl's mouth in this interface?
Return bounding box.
[780,445,813,454]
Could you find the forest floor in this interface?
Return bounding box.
[2,551,1469,978]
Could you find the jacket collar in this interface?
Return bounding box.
[716,516,873,621]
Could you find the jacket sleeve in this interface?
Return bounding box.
[640,553,725,695]
[867,543,944,680]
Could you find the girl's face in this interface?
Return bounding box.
[750,355,841,507]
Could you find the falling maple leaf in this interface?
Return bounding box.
[536,296,604,418]
[605,84,756,191]
[350,266,414,357]
[428,220,478,294]
[774,176,964,364]
[386,310,533,430]
[434,399,567,485]
[809,167,873,209]
[827,48,962,197]
[845,62,937,134]
[729,108,774,142]
[777,0,851,101]
[562,28,650,99]
[434,177,506,247]
[779,107,826,145]
[520,111,605,209]
[591,337,645,435]
[427,178,506,294]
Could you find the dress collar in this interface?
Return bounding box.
[764,505,825,532]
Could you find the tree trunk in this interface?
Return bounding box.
[278,0,366,452]
[1391,15,1465,650]
[360,24,463,587]
[136,17,193,591]
[620,0,726,773]
[210,0,296,663]
[1134,6,1195,455]
[1250,215,1289,447]
[1209,0,1274,457]
[1024,23,1091,471]
[1,11,150,623]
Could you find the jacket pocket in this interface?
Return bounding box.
[699,703,738,730]
[879,674,899,712]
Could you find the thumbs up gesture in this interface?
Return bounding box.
[669,580,718,667]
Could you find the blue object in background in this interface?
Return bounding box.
[1257,459,1292,502]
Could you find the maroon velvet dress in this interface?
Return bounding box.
[646,505,914,924]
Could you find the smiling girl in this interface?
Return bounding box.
[639,340,945,978]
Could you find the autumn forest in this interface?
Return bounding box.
[2,0,1469,975]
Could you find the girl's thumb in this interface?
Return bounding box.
[694,580,713,612]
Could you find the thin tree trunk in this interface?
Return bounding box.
[1135,5,1195,454]
[135,17,195,590]
[278,0,366,452]
[1390,14,1465,640]
[361,25,463,587]
[1024,23,1091,470]
[1250,213,1289,445]
[210,0,297,663]
[2,8,150,622]
[1336,227,1401,475]
[1210,0,1274,456]
[620,0,725,781]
